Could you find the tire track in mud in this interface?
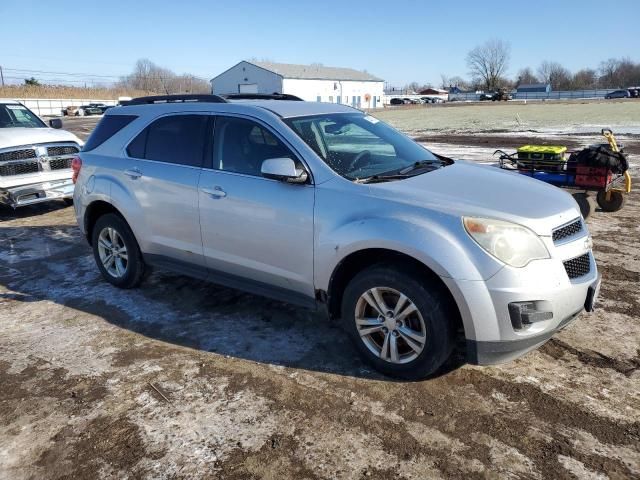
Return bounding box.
[199,359,640,479]
[541,338,640,376]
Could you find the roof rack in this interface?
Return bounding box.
[222,93,303,101]
[122,94,228,105]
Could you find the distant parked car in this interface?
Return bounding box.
[63,104,103,116]
[491,90,512,101]
[479,93,493,101]
[604,90,630,99]
[402,98,418,104]
[389,98,404,105]
[87,103,113,114]
[627,88,639,98]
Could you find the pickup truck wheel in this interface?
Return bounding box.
[341,265,454,379]
[92,213,145,288]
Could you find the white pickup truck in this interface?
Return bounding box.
[0,99,83,208]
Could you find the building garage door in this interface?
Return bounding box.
[238,84,258,93]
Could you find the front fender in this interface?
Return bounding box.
[314,213,504,292]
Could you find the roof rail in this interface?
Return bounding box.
[222,93,304,101]
[122,94,228,105]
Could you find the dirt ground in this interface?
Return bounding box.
[1,114,639,479]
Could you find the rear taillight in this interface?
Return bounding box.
[71,156,82,183]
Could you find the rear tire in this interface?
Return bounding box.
[341,264,455,380]
[91,213,145,289]
[572,192,595,219]
[596,190,626,212]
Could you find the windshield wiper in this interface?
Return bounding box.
[353,174,413,184]
[398,159,443,175]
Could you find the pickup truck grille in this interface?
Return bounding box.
[552,219,583,243]
[0,149,37,162]
[0,160,39,176]
[0,143,78,177]
[563,253,591,279]
[50,158,73,170]
[47,145,79,157]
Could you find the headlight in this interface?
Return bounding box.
[463,217,549,267]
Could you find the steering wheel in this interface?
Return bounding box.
[348,150,372,173]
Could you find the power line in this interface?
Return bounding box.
[3,67,209,82]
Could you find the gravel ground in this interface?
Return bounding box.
[1,113,639,479]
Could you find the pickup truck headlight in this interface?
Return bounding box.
[463,217,549,268]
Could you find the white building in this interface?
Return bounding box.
[211,60,385,109]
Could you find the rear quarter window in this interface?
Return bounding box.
[82,115,138,152]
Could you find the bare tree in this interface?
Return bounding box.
[516,67,538,86]
[466,39,511,91]
[118,58,209,94]
[571,69,597,89]
[439,74,449,90]
[598,58,620,87]
[537,61,571,90]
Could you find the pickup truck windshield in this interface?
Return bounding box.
[0,104,46,128]
[286,113,443,180]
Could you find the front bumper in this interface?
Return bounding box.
[442,243,599,365]
[0,178,74,208]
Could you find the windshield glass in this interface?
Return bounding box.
[285,113,442,180]
[0,103,46,128]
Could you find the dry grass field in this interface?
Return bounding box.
[0,85,154,100]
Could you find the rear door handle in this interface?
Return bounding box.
[201,186,227,198]
[124,168,142,179]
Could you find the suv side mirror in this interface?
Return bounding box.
[49,118,63,129]
[261,157,308,184]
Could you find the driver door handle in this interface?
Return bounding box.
[124,168,142,179]
[201,186,227,198]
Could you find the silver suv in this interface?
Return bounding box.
[73,94,600,379]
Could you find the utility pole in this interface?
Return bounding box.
[0,66,4,87]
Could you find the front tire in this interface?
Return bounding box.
[341,264,455,380]
[92,213,145,288]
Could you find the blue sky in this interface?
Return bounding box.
[2,0,638,87]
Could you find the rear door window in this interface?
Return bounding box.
[127,114,209,167]
[83,115,137,151]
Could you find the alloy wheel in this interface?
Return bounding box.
[97,227,129,278]
[354,287,427,364]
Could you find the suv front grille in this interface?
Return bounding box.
[563,253,591,279]
[0,149,37,163]
[47,145,79,156]
[552,219,583,243]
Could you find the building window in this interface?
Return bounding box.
[317,96,321,102]
[329,96,333,103]
[345,96,349,104]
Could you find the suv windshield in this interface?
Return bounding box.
[0,103,46,128]
[286,113,445,180]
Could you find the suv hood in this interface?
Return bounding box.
[371,161,580,236]
[0,127,83,150]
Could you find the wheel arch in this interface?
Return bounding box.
[326,248,464,336]
[84,200,131,245]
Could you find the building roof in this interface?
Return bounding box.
[248,61,383,82]
[516,83,551,91]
